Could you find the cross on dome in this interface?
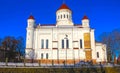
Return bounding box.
[63,0,65,4]
[28,12,35,19]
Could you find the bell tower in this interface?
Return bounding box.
[82,15,90,28]
[26,15,35,49]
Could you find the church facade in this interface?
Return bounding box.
[25,4,107,65]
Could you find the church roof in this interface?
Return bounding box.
[36,24,83,28]
[58,4,70,10]
[28,15,35,19]
[40,24,55,26]
[82,15,89,20]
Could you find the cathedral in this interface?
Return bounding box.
[25,3,107,65]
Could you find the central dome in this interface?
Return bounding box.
[56,3,73,26]
[58,4,70,10]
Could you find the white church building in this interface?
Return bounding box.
[25,3,107,64]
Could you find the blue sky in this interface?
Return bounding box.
[0,0,120,41]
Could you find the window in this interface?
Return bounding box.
[67,14,68,18]
[62,39,64,49]
[64,14,65,18]
[97,52,99,58]
[61,15,62,19]
[58,16,59,19]
[80,39,82,48]
[41,39,44,49]
[41,53,43,59]
[66,39,69,48]
[46,53,48,59]
[46,39,49,49]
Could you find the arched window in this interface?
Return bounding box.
[41,53,43,59]
[46,53,48,59]
[64,14,65,18]
[80,39,82,48]
[58,16,59,19]
[46,39,49,49]
[61,15,62,19]
[97,52,99,58]
[41,39,44,49]
[67,14,68,18]
[66,39,69,48]
[62,39,64,49]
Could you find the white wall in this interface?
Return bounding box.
[96,43,107,62]
[25,25,107,64]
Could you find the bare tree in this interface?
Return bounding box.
[16,36,25,61]
[111,30,120,55]
[2,36,18,61]
[0,38,4,61]
[99,29,120,63]
[0,36,25,62]
[99,32,113,62]
[117,55,120,64]
[0,38,2,47]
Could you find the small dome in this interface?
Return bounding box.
[82,15,89,20]
[58,4,70,10]
[28,15,35,19]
